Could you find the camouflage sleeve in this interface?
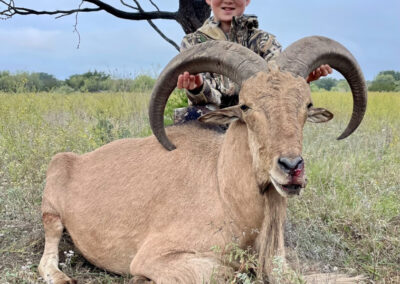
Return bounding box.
[249,30,282,61]
[180,34,223,106]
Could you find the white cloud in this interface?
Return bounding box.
[0,27,63,51]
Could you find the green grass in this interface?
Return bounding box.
[0,91,399,283]
[0,91,152,283]
[287,91,400,282]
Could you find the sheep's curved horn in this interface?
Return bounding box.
[276,36,367,139]
[149,41,269,151]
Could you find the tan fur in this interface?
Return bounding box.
[255,188,287,277]
[39,214,76,284]
[39,71,332,283]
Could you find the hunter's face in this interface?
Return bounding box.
[206,0,250,26]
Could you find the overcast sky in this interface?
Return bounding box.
[1,0,399,80]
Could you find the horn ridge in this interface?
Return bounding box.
[276,36,367,139]
[149,41,269,151]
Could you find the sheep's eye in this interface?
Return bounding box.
[307,103,313,109]
[240,104,250,111]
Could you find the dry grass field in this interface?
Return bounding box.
[0,91,399,283]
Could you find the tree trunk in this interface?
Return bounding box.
[177,0,211,34]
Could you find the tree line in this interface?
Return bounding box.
[0,70,399,93]
[311,70,400,92]
[0,71,156,93]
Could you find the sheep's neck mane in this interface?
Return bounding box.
[256,187,287,277]
[217,119,287,276]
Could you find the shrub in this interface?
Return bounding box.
[368,74,396,92]
[164,89,188,125]
[131,75,156,92]
[52,85,75,94]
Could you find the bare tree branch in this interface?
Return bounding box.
[0,0,101,19]
[73,1,83,49]
[120,0,138,11]
[0,0,177,21]
[84,0,177,21]
[132,0,179,51]
[0,0,210,47]
[148,0,160,12]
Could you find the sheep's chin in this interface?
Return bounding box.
[270,177,302,198]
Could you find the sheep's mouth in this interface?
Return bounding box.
[271,177,303,196]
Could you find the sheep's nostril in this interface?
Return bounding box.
[278,156,304,173]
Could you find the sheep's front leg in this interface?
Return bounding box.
[38,213,76,284]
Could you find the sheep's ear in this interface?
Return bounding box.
[307,107,334,123]
[199,105,242,125]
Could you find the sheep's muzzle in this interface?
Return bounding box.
[269,156,307,197]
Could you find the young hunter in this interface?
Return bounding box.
[175,0,332,123]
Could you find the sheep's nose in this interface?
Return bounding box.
[278,156,304,173]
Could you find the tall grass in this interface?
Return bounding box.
[0,91,151,283]
[288,92,400,281]
[0,91,150,186]
[0,91,399,283]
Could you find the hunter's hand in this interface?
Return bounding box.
[307,64,333,83]
[177,71,203,90]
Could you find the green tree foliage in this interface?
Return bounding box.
[0,71,60,92]
[312,78,338,91]
[0,70,156,93]
[378,70,400,81]
[164,89,188,125]
[310,70,400,92]
[130,75,156,91]
[396,81,400,92]
[65,71,156,93]
[368,74,396,92]
[2,69,399,93]
[331,80,350,92]
[32,72,60,91]
[65,71,111,92]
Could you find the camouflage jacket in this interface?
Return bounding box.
[174,15,281,124]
